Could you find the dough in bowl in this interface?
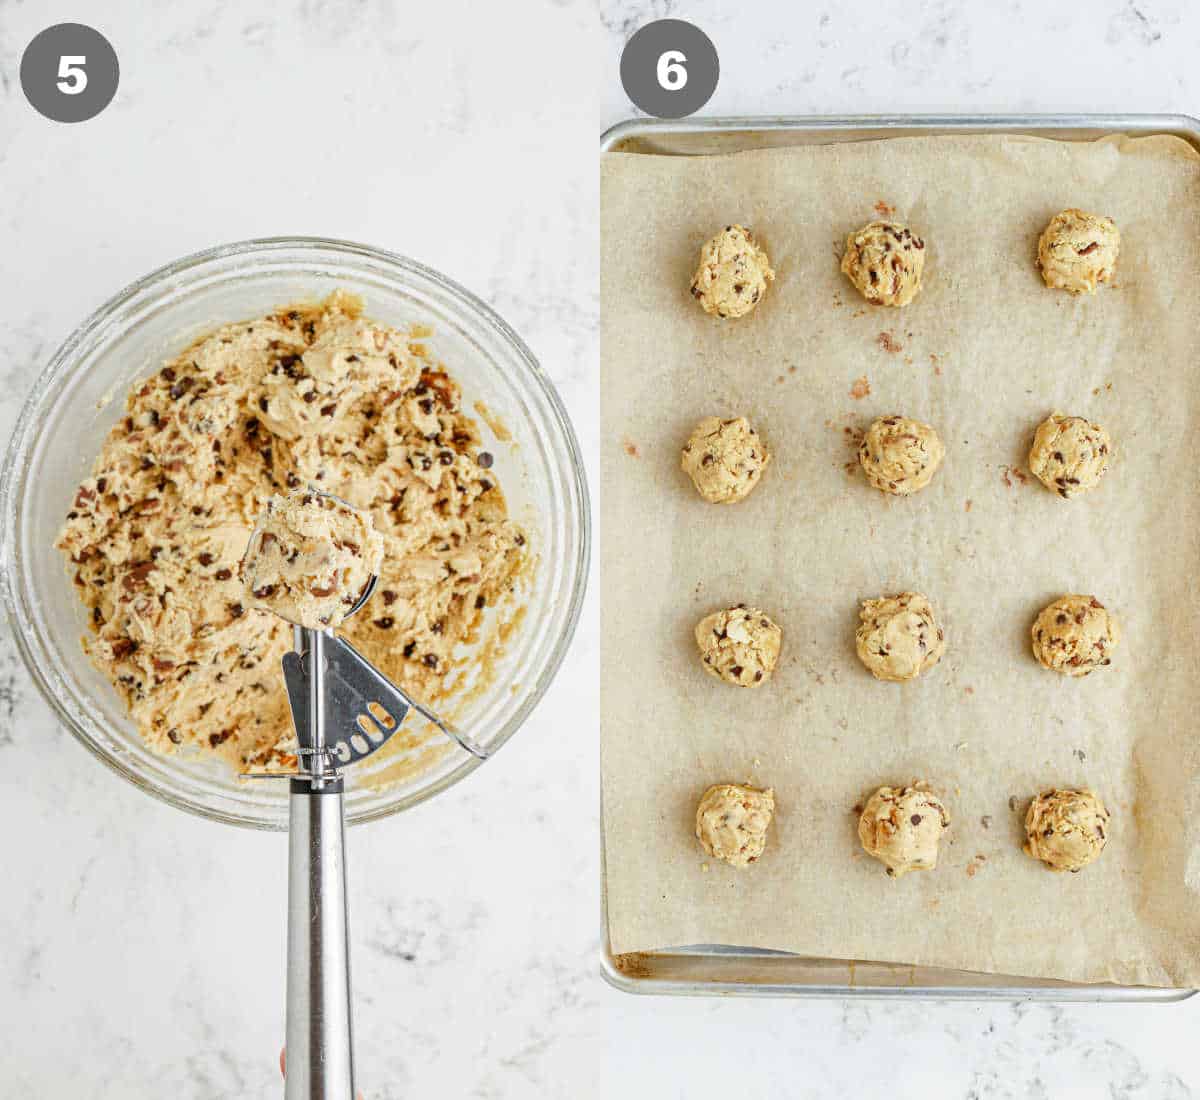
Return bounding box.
[695,605,782,688]
[242,488,383,630]
[857,782,950,878]
[1024,788,1110,872]
[55,292,528,770]
[689,225,774,319]
[695,783,775,867]
[1036,208,1120,294]
[855,592,945,683]
[680,415,770,504]
[840,220,926,307]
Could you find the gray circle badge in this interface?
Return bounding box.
[620,20,718,119]
[20,23,119,123]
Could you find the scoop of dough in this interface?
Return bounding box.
[1037,208,1119,294]
[689,225,774,319]
[856,592,945,683]
[1031,595,1119,677]
[1024,788,1110,872]
[841,220,926,307]
[859,415,944,496]
[696,783,775,867]
[681,416,770,504]
[858,783,949,878]
[1028,412,1111,499]
[695,605,782,688]
[242,488,384,629]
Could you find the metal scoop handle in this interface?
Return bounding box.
[284,627,355,1100]
[286,775,354,1100]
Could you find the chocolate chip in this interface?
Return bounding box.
[422,653,439,668]
[198,552,214,566]
[475,595,486,609]
[215,568,232,581]
[229,602,244,618]
[374,617,395,629]
[477,452,494,469]
[162,367,176,383]
[382,590,398,605]
[320,403,336,417]
[403,641,417,658]
[910,814,922,826]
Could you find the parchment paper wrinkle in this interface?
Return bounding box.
[601,133,1200,987]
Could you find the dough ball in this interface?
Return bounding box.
[1031,595,1119,677]
[1037,208,1120,294]
[856,592,945,683]
[242,488,384,630]
[840,220,926,307]
[858,783,949,878]
[1028,412,1112,499]
[690,225,774,319]
[859,415,945,496]
[695,605,782,688]
[695,783,775,867]
[681,416,770,504]
[1023,788,1110,872]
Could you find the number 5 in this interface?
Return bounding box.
[57,55,88,95]
[656,50,687,91]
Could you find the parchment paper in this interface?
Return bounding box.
[600,133,1200,987]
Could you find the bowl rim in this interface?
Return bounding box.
[0,235,591,829]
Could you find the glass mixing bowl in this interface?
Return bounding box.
[0,238,589,829]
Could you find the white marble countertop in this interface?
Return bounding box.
[2,0,1198,1096]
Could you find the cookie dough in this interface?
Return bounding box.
[855,592,945,683]
[681,416,770,504]
[1036,208,1120,294]
[56,291,528,770]
[242,488,384,630]
[695,783,775,867]
[1031,595,1119,677]
[689,225,774,319]
[1028,413,1112,499]
[840,220,926,307]
[695,605,782,688]
[859,415,944,496]
[1023,788,1110,872]
[858,782,950,878]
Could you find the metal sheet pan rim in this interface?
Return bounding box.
[598,111,1200,1001]
[600,112,1200,154]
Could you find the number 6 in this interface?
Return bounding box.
[57,55,88,95]
[656,49,687,91]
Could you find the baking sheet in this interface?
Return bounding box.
[600,132,1200,988]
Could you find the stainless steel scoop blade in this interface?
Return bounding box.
[282,634,488,767]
